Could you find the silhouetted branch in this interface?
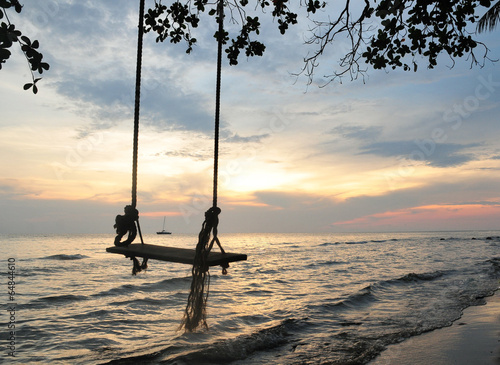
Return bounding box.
[477,0,500,33]
[0,0,49,93]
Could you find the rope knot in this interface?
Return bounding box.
[114,205,139,247]
[204,206,221,227]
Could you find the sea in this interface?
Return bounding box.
[1,231,499,364]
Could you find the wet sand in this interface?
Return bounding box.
[370,290,500,365]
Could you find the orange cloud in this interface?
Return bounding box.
[333,202,500,231]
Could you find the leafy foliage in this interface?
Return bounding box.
[144,0,495,84]
[1,0,49,93]
[144,0,317,66]
[364,0,490,72]
[1,1,497,90]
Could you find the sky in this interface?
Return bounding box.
[1,0,500,234]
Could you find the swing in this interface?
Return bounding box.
[106,243,247,267]
[106,0,247,331]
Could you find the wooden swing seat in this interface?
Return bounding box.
[106,243,247,266]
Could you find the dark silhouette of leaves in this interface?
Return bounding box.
[1,0,49,93]
[144,0,319,66]
[144,0,496,85]
[477,0,500,32]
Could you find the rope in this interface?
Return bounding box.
[113,0,145,257]
[132,0,145,210]
[212,0,224,209]
[181,0,227,332]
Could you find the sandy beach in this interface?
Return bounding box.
[370,289,500,365]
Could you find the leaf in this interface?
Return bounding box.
[33,85,38,94]
[23,83,32,90]
[0,48,11,59]
[20,35,30,45]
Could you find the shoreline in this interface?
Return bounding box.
[370,289,500,365]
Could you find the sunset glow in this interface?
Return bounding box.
[1,1,500,234]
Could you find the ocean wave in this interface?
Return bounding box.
[95,277,191,298]
[310,270,445,313]
[320,239,399,246]
[319,241,341,246]
[166,319,298,364]
[485,257,500,272]
[141,276,191,291]
[23,294,88,309]
[306,260,346,268]
[108,296,175,307]
[41,254,89,260]
[72,309,112,320]
[100,319,299,364]
[487,256,500,264]
[20,266,65,276]
[255,268,281,274]
[319,286,375,311]
[358,270,447,297]
[396,271,444,282]
[95,284,135,297]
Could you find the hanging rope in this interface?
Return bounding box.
[131,0,144,212]
[113,0,147,273]
[180,0,227,332]
[212,0,223,210]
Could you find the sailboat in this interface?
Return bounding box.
[157,217,172,235]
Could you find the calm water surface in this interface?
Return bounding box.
[1,231,499,364]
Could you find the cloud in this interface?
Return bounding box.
[2,171,500,234]
[222,132,270,144]
[24,1,217,137]
[51,59,216,136]
[157,149,213,162]
[359,140,480,167]
[0,179,43,198]
[253,190,321,209]
[332,201,500,232]
[0,196,123,234]
[327,124,384,141]
[222,174,500,232]
[446,200,500,206]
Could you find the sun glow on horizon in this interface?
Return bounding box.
[332,202,500,231]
